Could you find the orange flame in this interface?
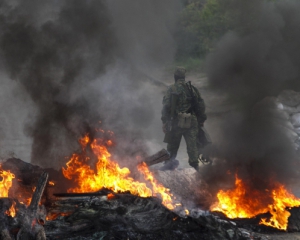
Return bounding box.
[48,181,55,186]
[19,197,32,206]
[210,174,300,230]
[46,212,72,221]
[107,193,115,200]
[0,166,15,197]
[137,162,175,210]
[5,201,16,217]
[62,133,177,209]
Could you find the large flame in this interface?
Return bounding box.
[210,174,300,230]
[62,133,176,209]
[137,162,175,210]
[0,165,15,197]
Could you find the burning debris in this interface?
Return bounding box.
[0,130,281,240]
[2,88,300,239]
[0,128,300,240]
[209,90,300,231]
[0,158,273,240]
[61,132,178,210]
[210,174,300,230]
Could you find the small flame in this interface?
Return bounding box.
[46,212,72,221]
[5,201,16,217]
[185,209,189,215]
[48,181,55,186]
[107,193,115,200]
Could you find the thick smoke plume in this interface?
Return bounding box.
[0,0,182,168]
[203,0,300,195]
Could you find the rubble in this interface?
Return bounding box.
[253,91,300,151]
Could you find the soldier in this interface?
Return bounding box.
[161,66,208,171]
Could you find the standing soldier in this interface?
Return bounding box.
[161,66,209,171]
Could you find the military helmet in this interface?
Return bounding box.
[174,66,186,79]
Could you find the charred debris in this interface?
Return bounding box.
[1,158,300,240]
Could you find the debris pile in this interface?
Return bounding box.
[1,158,300,239]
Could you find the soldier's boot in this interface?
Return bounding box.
[159,159,179,171]
[190,162,200,172]
[159,151,178,171]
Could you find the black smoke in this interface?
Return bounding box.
[0,0,182,168]
[202,0,300,194]
[0,0,117,167]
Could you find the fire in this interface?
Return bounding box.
[48,181,55,186]
[46,212,72,221]
[0,166,15,197]
[62,133,177,209]
[137,162,175,210]
[19,197,32,206]
[210,174,300,230]
[185,209,189,215]
[5,201,16,217]
[107,193,115,200]
[260,185,300,230]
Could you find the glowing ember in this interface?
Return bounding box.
[0,166,15,197]
[62,133,177,209]
[5,201,16,217]
[46,212,72,221]
[210,174,300,230]
[19,197,32,206]
[48,181,55,186]
[107,193,115,200]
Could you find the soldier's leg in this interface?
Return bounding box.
[167,130,182,161]
[160,130,182,171]
[183,120,199,171]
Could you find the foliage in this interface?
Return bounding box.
[175,0,229,60]
[175,0,282,63]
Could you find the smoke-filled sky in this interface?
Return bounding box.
[0,0,182,168]
[203,0,300,194]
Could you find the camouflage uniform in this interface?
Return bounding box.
[161,67,206,170]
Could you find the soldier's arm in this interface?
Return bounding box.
[161,87,172,123]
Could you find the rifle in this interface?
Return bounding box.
[186,81,212,164]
